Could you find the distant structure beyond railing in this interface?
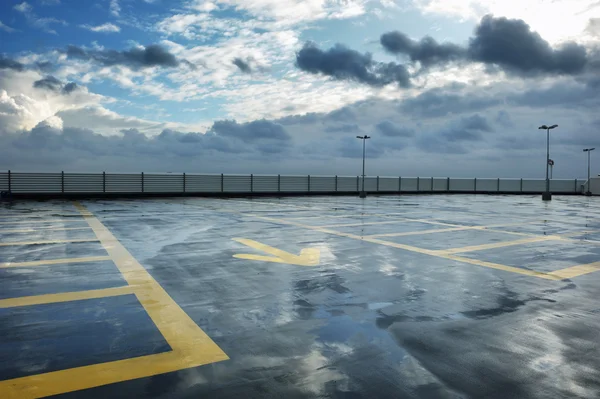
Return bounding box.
[0,171,590,198]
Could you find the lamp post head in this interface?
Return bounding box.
[584,148,596,152]
[549,124,558,129]
[539,125,548,130]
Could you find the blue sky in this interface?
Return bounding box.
[1,0,599,176]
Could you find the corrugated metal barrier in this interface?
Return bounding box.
[0,171,587,196]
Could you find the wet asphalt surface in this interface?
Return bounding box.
[1,195,600,398]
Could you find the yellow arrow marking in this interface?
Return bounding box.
[232,238,320,267]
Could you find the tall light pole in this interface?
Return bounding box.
[538,124,558,201]
[584,148,595,196]
[356,135,371,198]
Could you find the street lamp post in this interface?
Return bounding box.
[538,124,558,201]
[584,148,595,196]
[356,135,371,198]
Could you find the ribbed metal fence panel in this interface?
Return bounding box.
[499,179,521,192]
[401,177,418,191]
[337,176,358,192]
[378,177,398,192]
[418,177,432,191]
[186,174,221,192]
[223,175,251,193]
[522,179,546,193]
[310,176,335,192]
[253,175,279,193]
[433,178,448,191]
[11,173,62,193]
[105,173,142,193]
[550,179,577,193]
[64,173,104,193]
[280,176,308,192]
[476,178,498,192]
[0,172,8,191]
[450,178,475,192]
[0,171,581,196]
[362,177,377,192]
[144,174,184,193]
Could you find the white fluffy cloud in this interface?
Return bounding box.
[80,23,120,33]
[411,0,600,44]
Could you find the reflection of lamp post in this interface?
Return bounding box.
[538,124,558,201]
[356,135,371,199]
[584,148,595,196]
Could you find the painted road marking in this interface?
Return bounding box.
[367,226,480,238]
[443,254,563,281]
[233,238,320,266]
[0,227,92,234]
[0,256,112,268]
[0,203,228,399]
[317,220,417,228]
[548,261,600,279]
[193,202,600,280]
[0,286,133,308]
[0,219,86,225]
[0,238,99,247]
[241,214,570,280]
[435,236,560,255]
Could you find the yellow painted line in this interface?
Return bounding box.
[317,219,413,228]
[232,237,320,266]
[444,255,563,281]
[0,219,85,225]
[0,202,225,398]
[435,236,560,255]
[0,256,112,268]
[224,199,327,211]
[367,226,476,238]
[243,214,562,280]
[0,227,92,234]
[284,212,407,220]
[0,238,98,247]
[0,286,133,309]
[548,262,600,279]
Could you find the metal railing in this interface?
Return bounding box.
[0,171,586,196]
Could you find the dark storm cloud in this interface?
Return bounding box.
[295,42,411,87]
[65,44,182,69]
[338,136,386,159]
[33,75,79,94]
[460,114,493,132]
[375,121,415,137]
[324,124,361,133]
[495,110,514,128]
[326,106,357,121]
[380,31,466,67]
[508,80,600,109]
[232,57,252,73]
[469,15,588,75]
[2,118,292,163]
[33,75,63,91]
[208,119,291,150]
[62,82,78,94]
[381,15,592,76]
[35,61,54,72]
[0,56,25,71]
[400,87,501,118]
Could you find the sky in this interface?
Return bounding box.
[0,0,599,177]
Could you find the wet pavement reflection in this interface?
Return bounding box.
[1,195,600,398]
